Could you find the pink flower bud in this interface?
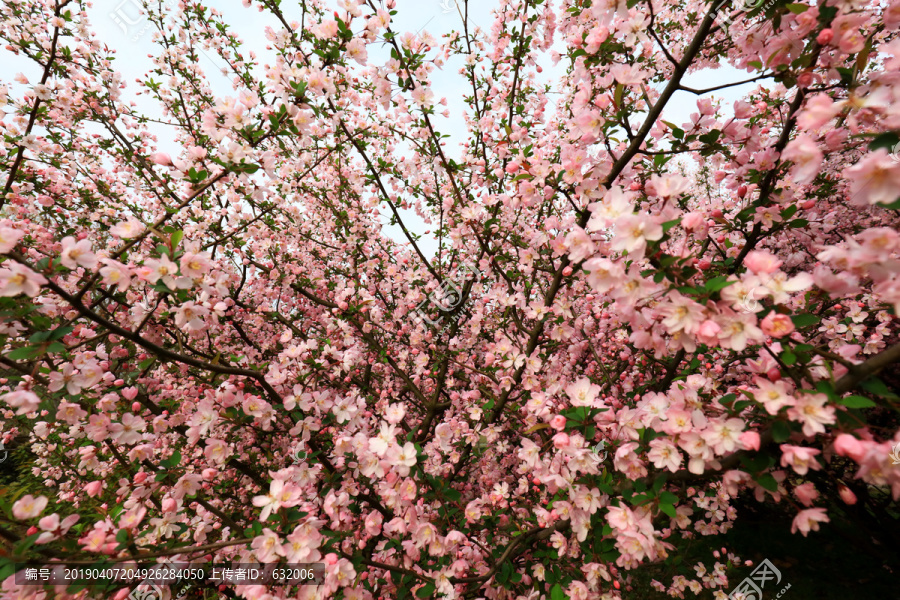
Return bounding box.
[133,471,148,484]
[151,152,173,166]
[817,28,833,45]
[552,432,570,448]
[202,468,218,480]
[27,526,38,536]
[838,484,857,505]
[122,387,138,400]
[761,312,795,338]
[131,402,141,412]
[833,434,865,462]
[744,250,782,275]
[325,553,338,565]
[739,431,760,451]
[162,498,177,513]
[550,415,567,431]
[766,367,782,382]
[85,481,103,498]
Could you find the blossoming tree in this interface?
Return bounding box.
[1,0,899,598]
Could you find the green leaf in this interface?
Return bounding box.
[443,488,461,502]
[868,131,900,153]
[781,351,797,366]
[704,276,735,294]
[756,473,779,492]
[49,326,74,341]
[771,420,791,442]
[840,395,876,408]
[785,3,809,13]
[550,583,567,600]
[416,583,435,598]
[791,313,820,328]
[171,230,184,248]
[6,346,43,360]
[659,491,678,505]
[662,219,680,233]
[652,474,667,494]
[659,503,676,518]
[860,378,899,400]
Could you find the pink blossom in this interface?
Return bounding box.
[553,432,570,448]
[565,378,601,407]
[314,19,339,39]
[2,389,41,415]
[797,94,838,130]
[791,508,829,537]
[648,174,689,198]
[761,312,795,338]
[565,227,596,263]
[782,134,823,184]
[0,263,47,297]
[252,528,286,562]
[0,227,24,253]
[60,236,97,270]
[84,481,103,497]
[793,482,819,507]
[787,393,836,437]
[180,251,212,278]
[838,485,857,505]
[743,250,782,275]
[109,218,144,239]
[780,444,822,476]
[843,149,900,206]
[833,434,865,462]
[99,259,132,292]
[151,152,172,166]
[752,378,795,415]
[739,431,760,451]
[12,495,48,520]
[107,413,146,445]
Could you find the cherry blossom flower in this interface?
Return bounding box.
[109,219,144,239]
[60,236,97,270]
[780,445,822,476]
[0,226,24,253]
[12,495,48,520]
[791,508,829,537]
[787,393,836,437]
[0,263,47,297]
